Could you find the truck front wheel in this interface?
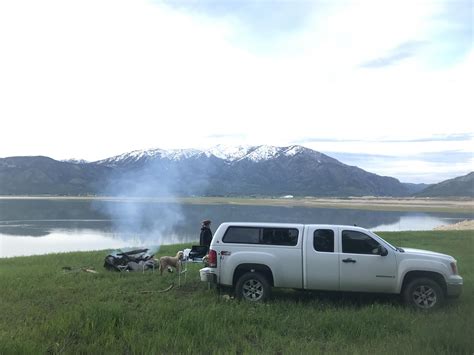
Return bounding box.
[403,277,445,310]
[235,272,271,302]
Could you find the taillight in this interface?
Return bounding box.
[208,249,217,268]
[450,261,458,275]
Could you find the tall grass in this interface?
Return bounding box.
[1,231,473,354]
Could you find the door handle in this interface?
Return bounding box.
[342,258,356,263]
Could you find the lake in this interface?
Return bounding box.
[0,198,472,257]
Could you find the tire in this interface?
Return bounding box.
[235,272,271,302]
[403,277,445,310]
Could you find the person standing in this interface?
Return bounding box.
[199,219,213,249]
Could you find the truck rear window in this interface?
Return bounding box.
[223,226,299,246]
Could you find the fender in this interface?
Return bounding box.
[220,250,279,286]
[396,259,450,293]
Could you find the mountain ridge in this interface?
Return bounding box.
[1,145,470,197]
[95,145,343,167]
[415,172,474,197]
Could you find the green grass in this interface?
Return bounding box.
[1,231,473,354]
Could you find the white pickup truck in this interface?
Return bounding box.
[199,222,463,309]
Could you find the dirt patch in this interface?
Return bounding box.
[434,219,474,231]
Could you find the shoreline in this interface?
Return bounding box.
[0,195,473,213]
[434,219,474,230]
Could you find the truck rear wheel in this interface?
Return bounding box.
[235,272,271,302]
[403,277,445,310]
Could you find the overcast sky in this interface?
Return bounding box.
[0,0,472,183]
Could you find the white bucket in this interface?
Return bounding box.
[199,268,214,282]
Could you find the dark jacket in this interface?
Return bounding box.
[199,226,213,248]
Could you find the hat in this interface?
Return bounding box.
[202,219,211,225]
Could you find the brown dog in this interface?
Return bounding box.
[158,251,184,275]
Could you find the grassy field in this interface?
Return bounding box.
[1,230,473,354]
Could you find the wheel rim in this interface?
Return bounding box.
[242,279,264,301]
[412,285,437,309]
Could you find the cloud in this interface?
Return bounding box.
[0,0,472,184]
[431,0,473,66]
[296,133,473,145]
[158,0,332,55]
[330,150,473,165]
[360,41,427,68]
[326,151,473,183]
[384,134,474,143]
[419,151,474,164]
[371,160,472,184]
[161,0,316,36]
[302,132,473,183]
[358,0,473,69]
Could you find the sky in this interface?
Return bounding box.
[0,0,472,184]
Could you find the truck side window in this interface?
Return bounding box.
[223,227,298,245]
[223,227,260,244]
[342,230,380,254]
[262,228,298,246]
[313,229,334,252]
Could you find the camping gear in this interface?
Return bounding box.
[188,245,208,261]
[104,248,156,272]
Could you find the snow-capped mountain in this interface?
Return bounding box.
[88,144,407,197]
[96,145,338,167]
[3,145,442,197]
[205,145,306,162]
[95,148,206,167]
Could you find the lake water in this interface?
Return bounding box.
[0,198,472,257]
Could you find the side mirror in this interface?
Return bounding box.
[378,245,388,256]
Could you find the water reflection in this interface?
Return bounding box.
[0,199,472,257]
[1,230,128,257]
[0,229,193,258]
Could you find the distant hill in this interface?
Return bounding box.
[0,145,448,197]
[415,172,474,197]
[0,156,111,195]
[402,182,432,195]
